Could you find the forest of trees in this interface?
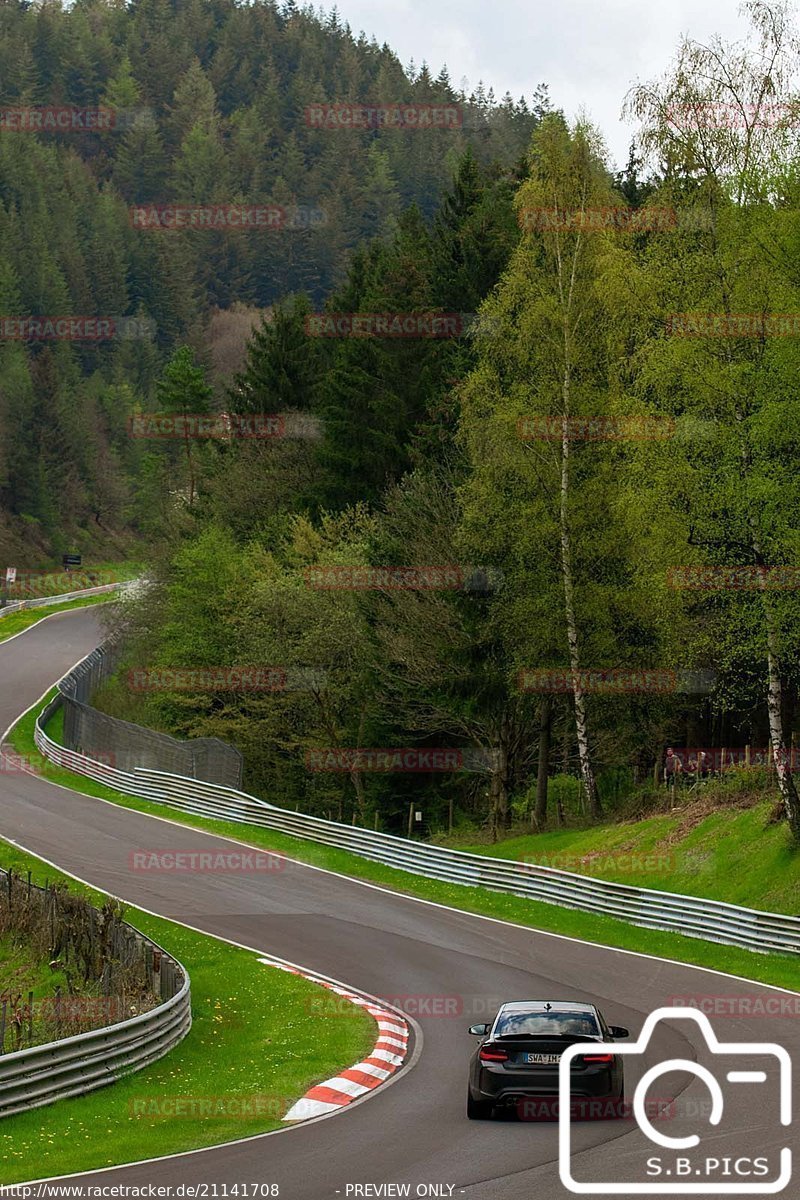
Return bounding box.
[0,0,542,559]
[4,0,800,841]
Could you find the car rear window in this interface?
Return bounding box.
[494,1011,600,1037]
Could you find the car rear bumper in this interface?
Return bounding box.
[474,1064,618,1105]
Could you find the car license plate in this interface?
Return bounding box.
[524,1052,561,1064]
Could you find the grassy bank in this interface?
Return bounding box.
[0,840,375,1185]
[437,787,799,916]
[9,694,799,998]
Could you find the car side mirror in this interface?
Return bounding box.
[469,1023,490,1036]
[609,1026,630,1039]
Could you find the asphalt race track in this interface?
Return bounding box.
[0,608,797,1199]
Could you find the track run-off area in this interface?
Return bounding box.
[0,607,797,1199]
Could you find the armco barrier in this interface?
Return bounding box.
[30,654,800,959]
[0,870,191,1118]
[0,582,123,619]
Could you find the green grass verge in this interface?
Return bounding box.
[0,594,117,644]
[0,838,374,1185]
[439,802,800,916]
[9,693,799,999]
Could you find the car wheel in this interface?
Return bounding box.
[607,1081,624,1118]
[467,1091,494,1120]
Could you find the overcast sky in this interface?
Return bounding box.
[332,0,755,170]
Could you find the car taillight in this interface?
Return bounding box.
[479,1045,509,1063]
[581,1053,613,1063]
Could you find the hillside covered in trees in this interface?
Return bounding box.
[5,0,800,846]
[0,0,542,560]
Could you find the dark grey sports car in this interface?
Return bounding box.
[466,1000,629,1119]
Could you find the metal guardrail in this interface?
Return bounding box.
[0,870,191,1119]
[0,583,123,619]
[31,655,800,959]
